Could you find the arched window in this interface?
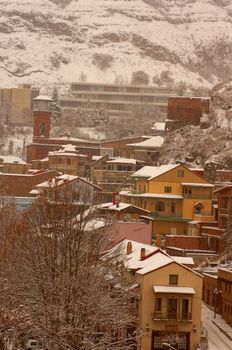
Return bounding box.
[58,158,62,164]
[171,202,176,213]
[155,201,164,212]
[66,158,71,165]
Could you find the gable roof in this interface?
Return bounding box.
[113,239,201,277]
[132,164,179,179]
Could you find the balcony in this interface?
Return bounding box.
[154,311,192,321]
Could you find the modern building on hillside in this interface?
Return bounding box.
[60,82,178,117]
[113,239,202,350]
[120,164,214,246]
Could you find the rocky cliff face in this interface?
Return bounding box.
[0,0,232,89]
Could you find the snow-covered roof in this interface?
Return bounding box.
[172,256,194,266]
[101,202,131,211]
[84,219,107,231]
[132,164,179,180]
[0,155,27,165]
[48,152,79,157]
[92,155,103,161]
[123,192,183,199]
[182,182,214,187]
[151,122,166,131]
[35,174,78,188]
[33,95,52,101]
[106,157,137,165]
[153,286,195,294]
[62,144,77,152]
[100,202,150,213]
[112,239,202,278]
[127,136,164,148]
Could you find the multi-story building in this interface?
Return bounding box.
[200,185,232,255]
[0,84,39,125]
[60,82,178,117]
[120,164,214,246]
[90,155,144,201]
[115,239,202,350]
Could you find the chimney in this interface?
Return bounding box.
[112,191,119,205]
[126,241,132,255]
[140,248,146,260]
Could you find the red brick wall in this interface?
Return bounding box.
[0,170,59,196]
[167,97,210,124]
[165,235,209,250]
[33,111,51,138]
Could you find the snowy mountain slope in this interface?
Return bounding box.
[0,0,232,89]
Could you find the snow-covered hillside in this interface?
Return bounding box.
[0,0,232,89]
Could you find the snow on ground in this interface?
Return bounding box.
[0,0,231,89]
[201,303,232,350]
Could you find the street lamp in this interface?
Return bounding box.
[213,288,221,319]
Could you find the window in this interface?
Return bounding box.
[155,201,164,212]
[178,169,185,177]
[168,298,177,319]
[171,202,176,213]
[182,299,189,319]
[66,158,71,165]
[169,274,178,285]
[183,187,192,195]
[155,298,162,312]
[164,186,172,193]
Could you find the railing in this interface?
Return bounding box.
[154,311,192,321]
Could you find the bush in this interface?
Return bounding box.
[92,53,114,70]
[131,70,149,85]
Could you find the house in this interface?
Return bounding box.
[30,174,102,204]
[114,240,202,350]
[120,164,214,247]
[90,156,144,201]
[123,136,165,163]
[0,155,31,174]
[199,185,232,256]
[32,144,87,176]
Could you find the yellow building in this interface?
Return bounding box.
[120,164,214,246]
[118,240,202,350]
[0,155,31,174]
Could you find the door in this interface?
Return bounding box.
[168,298,177,319]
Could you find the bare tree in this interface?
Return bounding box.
[4,186,139,350]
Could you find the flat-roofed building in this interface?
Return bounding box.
[60,82,179,117]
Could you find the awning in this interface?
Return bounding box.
[153,286,195,294]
